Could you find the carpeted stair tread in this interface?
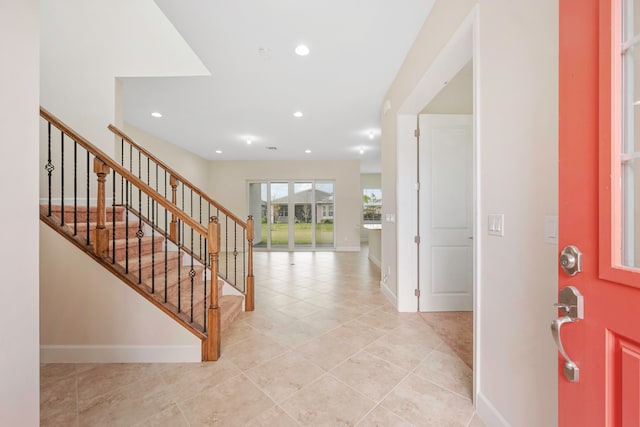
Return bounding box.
[47,205,125,223]
[220,295,244,332]
[109,235,165,262]
[119,251,181,281]
[74,220,141,239]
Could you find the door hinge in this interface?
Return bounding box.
[414,288,421,297]
[414,235,420,244]
[414,128,420,138]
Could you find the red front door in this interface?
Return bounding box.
[560,0,640,425]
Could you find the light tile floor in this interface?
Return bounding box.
[41,250,485,426]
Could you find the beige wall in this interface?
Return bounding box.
[382,1,558,426]
[421,60,473,114]
[39,224,201,362]
[0,1,40,424]
[208,160,362,251]
[123,122,210,191]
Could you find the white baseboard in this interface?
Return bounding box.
[476,391,510,427]
[380,281,397,307]
[336,246,360,252]
[40,345,201,363]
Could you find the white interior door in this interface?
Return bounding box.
[418,114,473,311]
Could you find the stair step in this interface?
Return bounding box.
[74,220,141,239]
[110,235,165,262]
[119,251,181,282]
[220,295,244,332]
[47,205,125,223]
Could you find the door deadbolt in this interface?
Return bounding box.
[560,245,582,276]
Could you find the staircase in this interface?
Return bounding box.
[39,107,255,361]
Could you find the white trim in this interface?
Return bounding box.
[380,281,397,307]
[40,345,201,363]
[335,246,360,252]
[476,391,510,427]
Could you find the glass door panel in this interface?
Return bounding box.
[248,182,268,247]
[269,182,289,248]
[294,182,313,247]
[315,182,334,248]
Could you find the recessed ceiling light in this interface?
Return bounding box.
[151,112,163,118]
[295,44,310,56]
[293,111,303,118]
[215,150,222,154]
[369,131,375,140]
[305,149,311,154]
[246,139,252,145]
[359,149,365,154]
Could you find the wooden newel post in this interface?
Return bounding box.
[245,215,255,312]
[206,216,221,361]
[93,158,110,258]
[169,175,179,243]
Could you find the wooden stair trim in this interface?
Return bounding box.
[108,124,247,228]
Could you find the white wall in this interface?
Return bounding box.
[208,160,362,251]
[382,1,558,426]
[0,1,40,424]
[40,0,209,155]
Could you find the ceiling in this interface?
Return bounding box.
[122,0,435,173]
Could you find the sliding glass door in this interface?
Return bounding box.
[248,180,335,250]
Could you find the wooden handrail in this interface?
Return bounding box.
[40,107,207,238]
[108,124,247,227]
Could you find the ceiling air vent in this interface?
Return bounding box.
[266,146,278,150]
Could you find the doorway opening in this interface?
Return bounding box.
[396,7,480,404]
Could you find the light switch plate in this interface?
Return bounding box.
[488,214,504,237]
[544,215,558,244]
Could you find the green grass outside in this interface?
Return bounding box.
[257,223,333,246]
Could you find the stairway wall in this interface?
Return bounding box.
[39,223,201,363]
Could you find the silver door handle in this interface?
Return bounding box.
[551,316,579,382]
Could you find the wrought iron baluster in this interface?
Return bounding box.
[112,170,116,264]
[147,156,150,218]
[234,222,238,287]
[151,200,155,293]
[137,183,143,284]
[164,208,168,303]
[46,122,53,217]
[60,132,64,226]
[177,219,182,313]
[120,138,124,205]
[190,227,195,323]
[226,215,229,280]
[73,141,77,235]
[125,180,129,274]
[86,150,90,246]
